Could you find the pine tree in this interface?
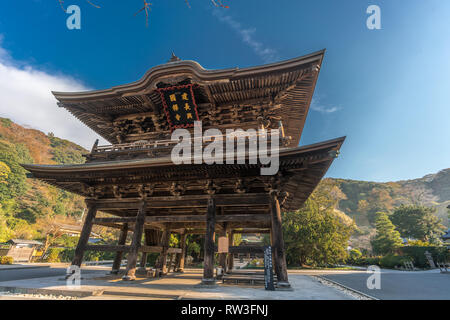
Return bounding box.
[371,212,403,254]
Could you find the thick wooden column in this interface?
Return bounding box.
[122,201,146,281]
[227,230,234,271]
[218,225,228,272]
[156,224,170,275]
[269,191,290,288]
[202,197,216,285]
[69,202,97,270]
[111,223,128,274]
[137,231,149,274]
[176,231,187,272]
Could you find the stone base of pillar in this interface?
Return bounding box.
[276,281,292,290]
[201,278,217,285]
[122,275,136,281]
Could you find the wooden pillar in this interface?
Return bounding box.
[156,224,170,275]
[176,231,187,272]
[137,231,149,274]
[218,226,227,272]
[227,230,234,272]
[269,191,290,288]
[69,202,97,271]
[111,223,128,274]
[202,197,216,285]
[122,201,146,281]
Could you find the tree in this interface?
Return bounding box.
[282,198,355,267]
[390,205,445,243]
[371,212,403,254]
[0,161,11,184]
[35,215,78,261]
[58,0,230,27]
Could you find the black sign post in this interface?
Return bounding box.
[264,245,275,291]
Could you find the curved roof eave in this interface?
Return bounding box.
[52,49,325,103]
[21,135,344,174]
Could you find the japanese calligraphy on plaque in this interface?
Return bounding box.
[157,84,200,130]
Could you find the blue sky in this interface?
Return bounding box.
[0,0,449,182]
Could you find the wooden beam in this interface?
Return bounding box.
[89,194,270,210]
[86,245,130,252]
[93,217,137,224]
[227,246,265,254]
[145,214,270,223]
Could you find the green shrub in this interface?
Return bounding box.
[351,256,382,266]
[379,254,409,269]
[435,247,450,263]
[347,249,362,264]
[399,246,444,268]
[0,256,14,264]
[45,248,63,262]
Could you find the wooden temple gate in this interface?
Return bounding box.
[23,50,344,289]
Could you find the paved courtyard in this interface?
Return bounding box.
[0,266,352,300]
[1,265,449,300]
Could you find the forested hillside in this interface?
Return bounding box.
[322,170,450,249]
[0,117,87,242]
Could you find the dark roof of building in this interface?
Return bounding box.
[443,229,450,240]
[52,50,325,146]
[7,239,43,245]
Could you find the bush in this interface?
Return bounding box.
[347,249,362,264]
[352,256,382,266]
[45,248,63,262]
[379,254,409,269]
[0,256,14,264]
[399,246,444,268]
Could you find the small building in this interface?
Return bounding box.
[0,239,43,263]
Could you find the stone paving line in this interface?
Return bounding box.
[0,269,354,300]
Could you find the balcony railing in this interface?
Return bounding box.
[86,126,291,162]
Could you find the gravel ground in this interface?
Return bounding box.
[310,276,374,300]
[0,291,78,300]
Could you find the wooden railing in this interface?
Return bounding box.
[91,128,289,155]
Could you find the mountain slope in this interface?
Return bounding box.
[0,117,87,241]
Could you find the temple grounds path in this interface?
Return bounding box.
[0,267,353,300]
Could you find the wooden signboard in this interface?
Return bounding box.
[218,236,229,253]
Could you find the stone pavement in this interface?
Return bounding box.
[0,268,353,300]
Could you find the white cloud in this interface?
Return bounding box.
[213,10,279,64]
[310,97,342,114]
[0,37,107,149]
